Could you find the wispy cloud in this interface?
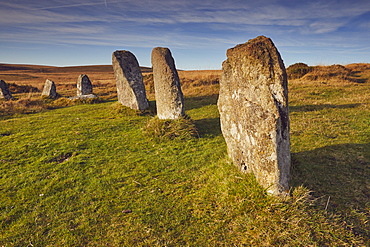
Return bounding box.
[1,0,369,33]
[0,0,367,51]
[308,21,345,34]
[0,2,102,24]
[0,0,369,67]
[34,1,109,10]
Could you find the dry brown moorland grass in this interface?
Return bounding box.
[143,70,221,99]
[1,63,369,115]
[0,64,221,99]
[0,64,117,98]
[0,64,222,116]
[287,62,370,85]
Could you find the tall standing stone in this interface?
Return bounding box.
[0,80,14,100]
[41,79,57,98]
[217,36,291,196]
[77,74,93,96]
[112,50,149,110]
[151,47,184,119]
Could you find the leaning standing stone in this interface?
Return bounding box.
[77,74,93,96]
[112,50,149,110]
[41,79,57,98]
[151,47,184,119]
[217,36,291,196]
[0,80,14,100]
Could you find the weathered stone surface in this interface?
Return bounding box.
[112,50,149,110]
[41,79,57,98]
[77,74,93,96]
[151,47,184,119]
[217,36,291,196]
[0,80,14,100]
[69,94,97,100]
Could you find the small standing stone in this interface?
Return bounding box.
[41,79,57,98]
[151,47,184,119]
[112,50,149,110]
[0,80,14,100]
[217,36,291,196]
[77,74,93,96]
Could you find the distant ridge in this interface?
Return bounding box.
[0,63,153,73]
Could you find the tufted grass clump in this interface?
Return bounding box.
[109,102,142,116]
[0,98,47,118]
[45,96,104,109]
[110,101,157,117]
[46,97,74,108]
[70,96,104,105]
[143,115,199,141]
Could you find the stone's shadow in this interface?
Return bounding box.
[194,118,222,137]
[290,103,361,112]
[291,143,370,211]
[184,95,221,137]
[185,94,219,111]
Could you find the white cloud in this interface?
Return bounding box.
[33,1,110,10]
[0,0,369,57]
[308,20,346,34]
[1,0,369,35]
[0,3,101,25]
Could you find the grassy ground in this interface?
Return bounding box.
[289,79,370,241]
[1,65,369,246]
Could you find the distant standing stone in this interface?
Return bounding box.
[112,50,149,110]
[0,80,14,100]
[217,36,291,196]
[42,79,57,98]
[151,47,184,119]
[77,74,93,96]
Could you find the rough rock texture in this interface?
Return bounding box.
[112,50,149,110]
[41,79,57,98]
[0,80,14,100]
[217,36,291,196]
[77,74,93,96]
[151,47,184,119]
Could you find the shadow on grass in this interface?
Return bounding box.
[194,117,222,138]
[290,103,362,112]
[291,142,370,237]
[349,71,369,83]
[185,94,218,111]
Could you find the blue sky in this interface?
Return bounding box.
[0,0,369,69]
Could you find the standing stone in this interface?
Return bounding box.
[217,36,290,196]
[41,79,57,98]
[112,50,149,110]
[77,74,93,96]
[0,80,14,100]
[151,47,185,119]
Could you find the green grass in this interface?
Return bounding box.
[1,81,369,246]
[289,81,370,241]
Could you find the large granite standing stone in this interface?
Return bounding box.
[41,79,57,98]
[217,36,291,196]
[151,47,185,119]
[77,74,93,96]
[112,50,149,110]
[0,80,14,100]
